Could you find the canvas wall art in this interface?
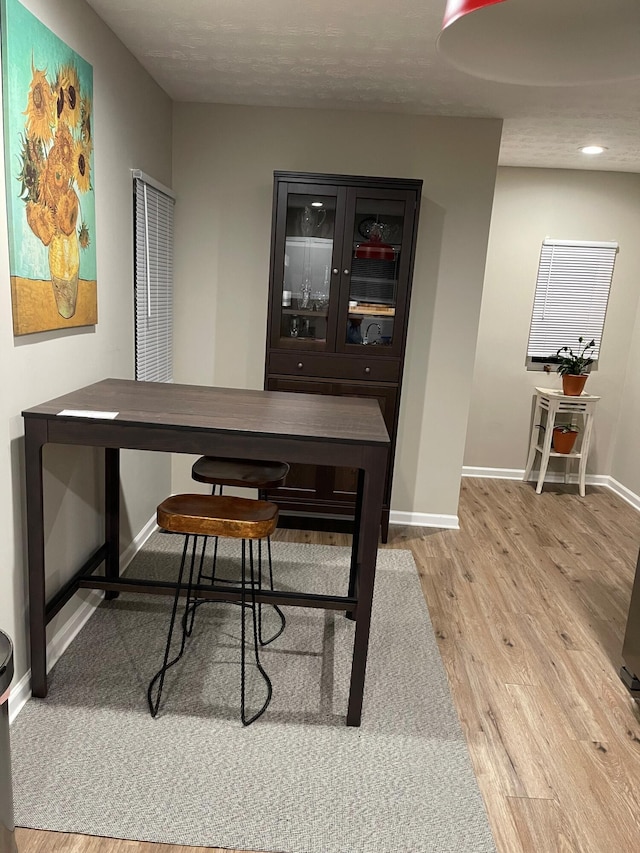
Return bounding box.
[1,0,96,335]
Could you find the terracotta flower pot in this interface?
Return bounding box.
[553,427,578,454]
[562,373,588,396]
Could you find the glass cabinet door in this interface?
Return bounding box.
[337,189,415,356]
[271,185,344,350]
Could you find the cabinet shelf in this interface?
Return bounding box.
[352,242,401,250]
[349,305,395,317]
[351,276,397,286]
[282,308,328,318]
[276,337,327,349]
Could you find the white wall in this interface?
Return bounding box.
[612,289,640,497]
[465,167,640,482]
[0,0,173,682]
[171,103,502,522]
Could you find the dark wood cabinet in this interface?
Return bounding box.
[264,171,422,541]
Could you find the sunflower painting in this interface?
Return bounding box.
[1,0,96,335]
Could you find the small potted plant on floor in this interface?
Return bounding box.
[556,337,595,396]
[552,423,579,454]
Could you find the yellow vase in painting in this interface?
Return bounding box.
[48,230,80,318]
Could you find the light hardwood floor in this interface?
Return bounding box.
[16,478,640,852]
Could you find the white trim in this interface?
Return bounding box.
[463,465,608,486]
[7,669,31,725]
[462,466,527,480]
[8,515,158,723]
[390,510,459,530]
[530,471,610,487]
[606,476,640,514]
[45,590,105,676]
[119,513,158,575]
[462,466,640,511]
[131,169,175,200]
[544,238,618,250]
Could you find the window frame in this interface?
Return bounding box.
[525,238,618,371]
[133,170,176,383]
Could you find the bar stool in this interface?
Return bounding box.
[523,386,601,497]
[189,457,289,645]
[147,493,279,725]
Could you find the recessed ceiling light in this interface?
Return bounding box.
[311,202,323,207]
[580,145,607,155]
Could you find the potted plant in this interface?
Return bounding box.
[552,423,579,454]
[556,337,595,396]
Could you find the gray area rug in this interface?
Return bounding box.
[12,535,496,852]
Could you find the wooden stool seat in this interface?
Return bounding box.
[191,456,289,490]
[158,494,279,540]
[149,492,281,724]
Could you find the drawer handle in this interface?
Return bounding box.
[364,366,371,374]
[297,362,303,369]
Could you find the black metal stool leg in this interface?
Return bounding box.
[187,484,221,586]
[187,486,285,649]
[256,488,286,646]
[241,538,272,726]
[182,484,223,634]
[183,535,208,637]
[148,534,199,718]
[257,535,286,646]
[209,483,221,581]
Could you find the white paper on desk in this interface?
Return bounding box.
[57,409,119,419]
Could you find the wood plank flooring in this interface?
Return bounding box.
[16,479,640,852]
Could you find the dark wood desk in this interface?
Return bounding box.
[23,378,389,726]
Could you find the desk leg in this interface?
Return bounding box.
[346,468,365,620]
[105,448,120,598]
[347,452,385,727]
[25,418,47,698]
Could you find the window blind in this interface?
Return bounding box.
[134,174,175,382]
[526,239,618,360]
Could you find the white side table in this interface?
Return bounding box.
[523,387,600,497]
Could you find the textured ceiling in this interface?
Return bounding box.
[85,0,640,173]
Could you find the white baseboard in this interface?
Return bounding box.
[119,514,158,574]
[605,476,640,513]
[462,465,529,480]
[462,464,607,486]
[45,589,105,679]
[7,669,32,725]
[9,514,158,724]
[390,510,459,530]
[462,466,640,512]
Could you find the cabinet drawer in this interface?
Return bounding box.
[268,352,400,383]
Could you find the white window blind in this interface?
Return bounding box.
[134,173,175,382]
[526,239,617,361]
